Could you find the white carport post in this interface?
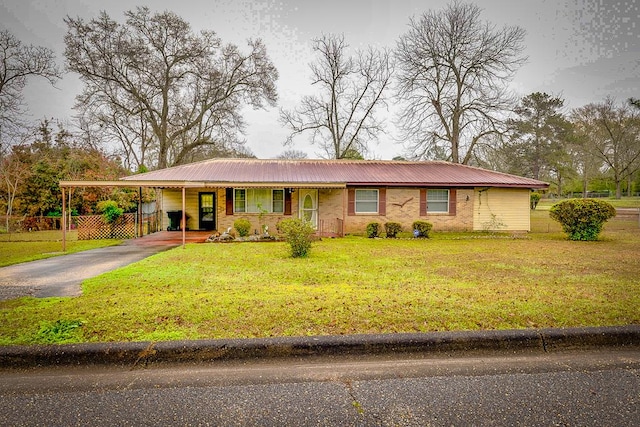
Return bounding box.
[181,186,186,248]
[61,186,67,252]
[138,187,143,238]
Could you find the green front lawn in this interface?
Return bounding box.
[1,219,638,345]
[0,231,121,267]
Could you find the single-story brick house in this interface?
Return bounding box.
[109,158,548,236]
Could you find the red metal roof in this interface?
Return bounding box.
[121,159,549,189]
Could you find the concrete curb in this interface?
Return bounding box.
[1,325,638,369]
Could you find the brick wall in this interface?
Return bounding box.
[341,187,474,234]
[427,189,474,231]
[161,186,517,235]
[217,190,299,234]
[318,189,344,223]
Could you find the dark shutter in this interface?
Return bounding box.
[420,189,427,216]
[225,188,233,215]
[347,188,355,216]
[378,188,386,216]
[449,189,457,215]
[284,189,292,215]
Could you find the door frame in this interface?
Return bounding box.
[198,192,216,231]
[298,189,318,229]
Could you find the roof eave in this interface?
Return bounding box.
[346,182,549,189]
[60,180,347,189]
[60,180,548,190]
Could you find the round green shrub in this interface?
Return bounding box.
[549,199,616,241]
[97,200,123,224]
[384,221,402,238]
[233,218,252,237]
[277,218,315,257]
[412,220,433,238]
[530,192,542,210]
[366,222,381,238]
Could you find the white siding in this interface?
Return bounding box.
[472,188,531,232]
[162,188,213,231]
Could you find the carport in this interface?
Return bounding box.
[59,180,199,251]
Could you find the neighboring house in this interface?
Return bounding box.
[112,158,548,235]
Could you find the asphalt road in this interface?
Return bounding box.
[0,241,175,300]
[1,349,638,426]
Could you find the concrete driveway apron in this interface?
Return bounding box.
[0,239,178,301]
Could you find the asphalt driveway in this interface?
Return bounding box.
[0,232,211,301]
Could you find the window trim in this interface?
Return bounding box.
[233,188,285,214]
[426,189,450,213]
[234,188,247,213]
[271,189,285,214]
[354,189,379,214]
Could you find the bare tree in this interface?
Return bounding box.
[0,30,60,121]
[0,31,59,229]
[0,30,60,147]
[565,131,603,198]
[74,102,155,171]
[280,34,393,159]
[65,7,278,170]
[572,98,640,198]
[0,137,32,232]
[277,149,308,159]
[395,2,526,164]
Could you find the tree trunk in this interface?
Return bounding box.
[451,135,460,163]
[556,171,563,197]
[451,110,460,163]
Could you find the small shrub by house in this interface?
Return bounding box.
[384,222,402,238]
[233,218,251,237]
[412,220,433,238]
[530,192,541,210]
[277,218,315,257]
[366,222,381,238]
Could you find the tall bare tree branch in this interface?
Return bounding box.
[0,30,60,146]
[395,2,526,164]
[65,7,278,170]
[280,34,393,159]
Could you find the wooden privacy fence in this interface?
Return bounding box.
[77,213,136,240]
[0,216,64,233]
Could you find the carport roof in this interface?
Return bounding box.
[61,158,549,189]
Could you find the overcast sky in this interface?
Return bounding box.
[1,0,638,159]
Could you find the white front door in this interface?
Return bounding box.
[298,189,318,229]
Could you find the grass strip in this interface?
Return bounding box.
[1,223,638,345]
[0,238,121,267]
